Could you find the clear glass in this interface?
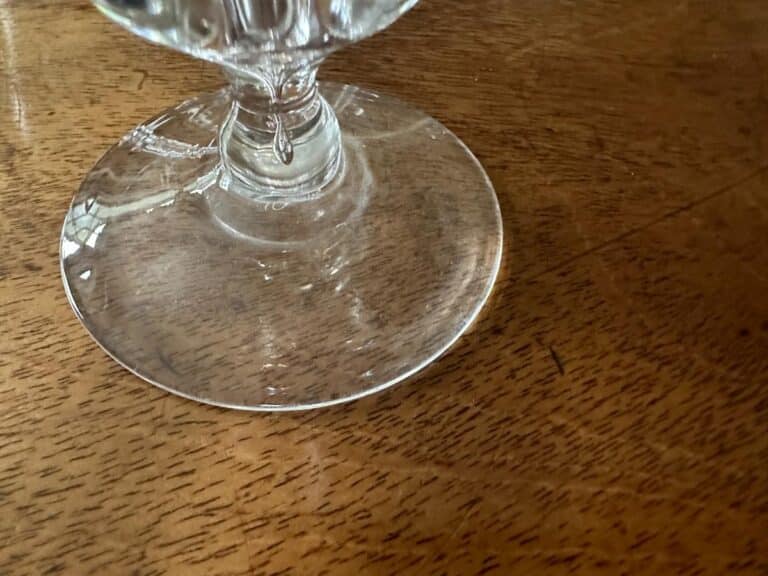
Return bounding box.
[61,0,503,410]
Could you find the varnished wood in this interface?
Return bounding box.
[2,0,767,574]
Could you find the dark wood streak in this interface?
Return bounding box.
[1,0,768,575]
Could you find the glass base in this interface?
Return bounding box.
[61,83,503,410]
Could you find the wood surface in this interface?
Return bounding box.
[2,0,768,574]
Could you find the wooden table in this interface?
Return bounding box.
[2,1,767,574]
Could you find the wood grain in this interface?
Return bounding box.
[2,0,767,574]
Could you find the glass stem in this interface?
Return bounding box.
[219,65,342,200]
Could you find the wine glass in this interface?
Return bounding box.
[61,0,503,410]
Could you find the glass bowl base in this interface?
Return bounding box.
[61,83,503,410]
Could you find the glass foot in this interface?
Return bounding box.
[61,83,503,410]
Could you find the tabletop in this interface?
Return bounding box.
[2,1,767,574]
